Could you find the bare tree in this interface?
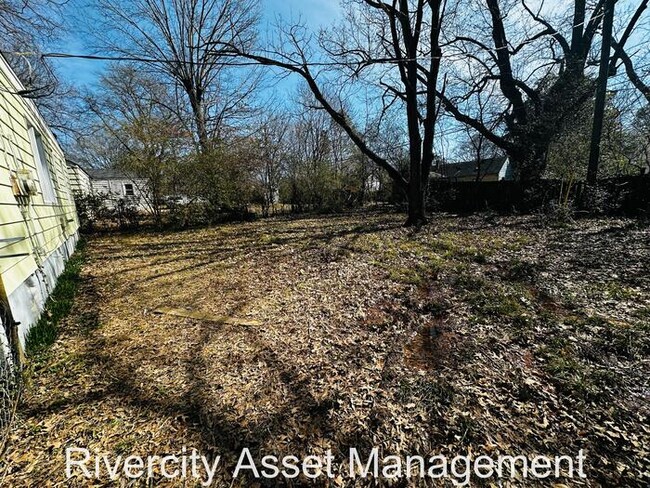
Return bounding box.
[612,1,650,104]
[0,0,63,44]
[0,0,76,131]
[437,0,649,182]
[283,104,335,212]
[453,85,505,181]
[83,65,190,221]
[89,0,260,150]
[621,105,650,172]
[616,49,650,104]
[255,110,288,216]
[220,0,448,226]
[457,130,504,181]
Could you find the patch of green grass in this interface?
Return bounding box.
[559,292,581,311]
[385,247,443,286]
[258,233,284,245]
[25,239,87,356]
[388,266,426,286]
[562,315,648,359]
[455,273,488,292]
[429,236,456,254]
[396,377,454,411]
[633,306,650,320]
[40,352,85,375]
[509,315,535,345]
[467,287,526,319]
[114,438,136,455]
[543,352,616,402]
[431,231,505,264]
[430,237,489,264]
[548,362,592,398]
[587,281,638,300]
[604,282,638,300]
[456,246,489,264]
[505,234,533,250]
[535,314,644,402]
[502,258,538,282]
[354,234,399,259]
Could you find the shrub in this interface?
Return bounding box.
[73,192,107,232]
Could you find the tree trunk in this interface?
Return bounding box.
[185,82,209,151]
[405,172,427,227]
[193,107,209,151]
[587,0,615,184]
[509,141,548,183]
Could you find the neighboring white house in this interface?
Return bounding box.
[433,156,513,182]
[86,168,151,213]
[66,161,92,195]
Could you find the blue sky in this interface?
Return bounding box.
[49,0,342,90]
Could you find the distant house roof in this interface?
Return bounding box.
[435,156,508,180]
[86,168,139,180]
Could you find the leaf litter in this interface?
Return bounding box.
[1,211,648,487]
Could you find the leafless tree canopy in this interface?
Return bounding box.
[436,0,649,180]
[0,0,82,135]
[5,0,648,225]
[220,0,447,224]
[0,0,64,43]
[91,0,261,149]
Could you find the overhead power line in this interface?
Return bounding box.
[2,50,446,68]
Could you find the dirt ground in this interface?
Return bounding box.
[1,211,648,487]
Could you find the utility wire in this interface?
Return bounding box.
[2,50,446,68]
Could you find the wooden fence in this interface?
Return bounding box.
[426,176,650,215]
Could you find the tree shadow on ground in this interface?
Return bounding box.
[23,218,397,486]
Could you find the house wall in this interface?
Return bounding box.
[453,160,510,182]
[91,178,151,212]
[67,165,91,195]
[498,159,512,181]
[0,55,80,349]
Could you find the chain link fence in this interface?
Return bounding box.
[0,320,22,455]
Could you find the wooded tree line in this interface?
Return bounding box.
[2,0,650,225]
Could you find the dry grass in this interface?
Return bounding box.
[2,211,648,487]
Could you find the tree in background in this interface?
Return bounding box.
[90,0,261,150]
[0,0,62,42]
[281,106,339,213]
[252,111,288,217]
[613,1,649,104]
[277,89,383,214]
[437,0,649,183]
[9,0,649,225]
[0,0,81,137]
[83,65,190,222]
[186,140,259,219]
[456,129,505,182]
[546,96,636,204]
[221,0,447,226]
[621,105,650,173]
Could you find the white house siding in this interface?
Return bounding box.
[498,158,512,181]
[0,54,80,351]
[67,164,92,195]
[90,175,151,213]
